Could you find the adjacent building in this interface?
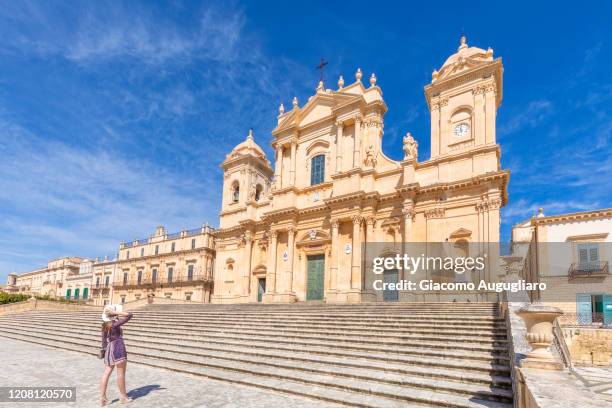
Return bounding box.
[213,36,509,303]
[111,225,215,303]
[512,208,612,325]
[5,257,83,298]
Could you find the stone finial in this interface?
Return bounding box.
[338,75,344,89]
[369,73,377,87]
[292,96,298,109]
[486,47,493,57]
[432,69,439,81]
[247,128,254,140]
[537,208,545,218]
[317,80,324,92]
[355,68,362,82]
[459,34,468,50]
[278,103,285,116]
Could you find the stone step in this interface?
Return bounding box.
[7,315,508,340]
[0,331,512,406]
[3,324,511,387]
[1,318,510,364]
[2,316,509,354]
[14,311,507,330]
[21,307,504,322]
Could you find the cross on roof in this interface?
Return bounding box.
[316,58,328,82]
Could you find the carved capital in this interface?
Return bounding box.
[335,120,344,129]
[352,215,363,226]
[365,217,376,227]
[424,207,445,219]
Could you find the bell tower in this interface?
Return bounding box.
[220,129,273,229]
[425,35,503,158]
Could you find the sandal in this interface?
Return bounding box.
[100,396,108,406]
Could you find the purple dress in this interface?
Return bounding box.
[102,312,133,366]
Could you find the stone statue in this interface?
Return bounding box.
[364,145,377,167]
[402,132,418,161]
[249,183,257,201]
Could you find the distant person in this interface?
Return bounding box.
[99,304,133,405]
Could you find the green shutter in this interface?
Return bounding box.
[74,288,80,300]
[83,287,88,300]
[66,289,71,299]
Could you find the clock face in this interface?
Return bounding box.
[454,123,470,138]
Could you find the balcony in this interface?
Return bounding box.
[568,261,609,280]
[91,284,111,293]
[113,273,213,289]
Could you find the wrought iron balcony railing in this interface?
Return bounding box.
[113,273,213,289]
[568,261,609,279]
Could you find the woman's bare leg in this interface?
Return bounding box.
[116,360,128,400]
[99,364,114,403]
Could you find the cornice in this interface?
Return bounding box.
[532,208,612,226]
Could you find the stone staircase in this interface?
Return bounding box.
[0,302,513,407]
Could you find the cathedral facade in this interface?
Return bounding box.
[212,36,509,303]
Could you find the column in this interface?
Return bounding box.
[274,145,283,189]
[243,231,253,296]
[351,216,362,289]
[330,219,339,290]
[290,141,297,185]
[364,217,375,290]
[266,231,277,293]
[285,227,295,293]
[402,201,414,281]
[335,121,344,173]
[353,116,362,168]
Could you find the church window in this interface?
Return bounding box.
[255,184,263,201]
[232,182,240,203]
[311,154,325,185]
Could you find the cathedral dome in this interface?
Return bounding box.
[229,129,266,160]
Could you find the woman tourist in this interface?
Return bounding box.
[99,305,133,406]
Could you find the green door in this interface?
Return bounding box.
[576,294,592,324]
[65,289,71,299]
[82,287,89,300]
[257,278,266,302]
[604,294,612,325]
[383,269,399,301]
[74,288,80,300]
[306,255,325,300]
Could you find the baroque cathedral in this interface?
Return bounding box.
[212,36,508,303]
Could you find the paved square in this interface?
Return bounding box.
[0,338,337,408]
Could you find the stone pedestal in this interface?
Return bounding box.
[517,304,564,370]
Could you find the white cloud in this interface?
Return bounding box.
[498,99,553,136]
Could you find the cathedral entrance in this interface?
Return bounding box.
[383,269,399,302]
[306,254,325,300]
[257,278,266,302]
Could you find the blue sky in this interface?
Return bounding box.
[1,1,611,280]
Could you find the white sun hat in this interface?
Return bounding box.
[101,304,123,322]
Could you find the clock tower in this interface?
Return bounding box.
[425,35,503,158]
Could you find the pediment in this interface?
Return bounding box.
[436,54,493,82]
[275,91,362,132]
[296,229,330,246]
[449,228,472,239]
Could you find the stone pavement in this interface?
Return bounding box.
[0,338,337,408]
[574,366,612,402]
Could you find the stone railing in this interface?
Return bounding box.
[121,296,203,311]
[0,298,102,316]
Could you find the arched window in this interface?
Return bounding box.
[231,182,239,203]
[255,184,263,201]
[310,154,325,185]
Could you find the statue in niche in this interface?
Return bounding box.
[402,132,418,161]
[364,145,377,167]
